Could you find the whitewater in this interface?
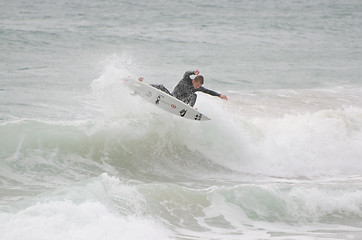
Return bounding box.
[1,0,362,239]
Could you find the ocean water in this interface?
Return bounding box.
[1,0,362,239]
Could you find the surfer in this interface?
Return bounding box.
[138,70,228,107]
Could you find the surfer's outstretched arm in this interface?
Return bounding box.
[197,87,228,100]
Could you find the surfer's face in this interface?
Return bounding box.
[192,80,203,89]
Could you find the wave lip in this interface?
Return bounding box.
[1,107,362,184]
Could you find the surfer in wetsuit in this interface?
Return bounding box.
[172,70,228,107]
[139,70,228,107]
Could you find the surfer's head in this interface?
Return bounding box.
[192,75,204,89]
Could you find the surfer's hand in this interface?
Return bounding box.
[220,94,228,100]
[138,77,144,82]
[194,70,200,75]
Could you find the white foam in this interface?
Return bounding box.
[0,173,172,240]
[183,93,362,178]
[0,200,171,240]
[248,106,362,177]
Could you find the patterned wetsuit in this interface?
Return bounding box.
[151,71,221,107]
[171,71,220,107]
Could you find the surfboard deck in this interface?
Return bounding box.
[126,79,210,121]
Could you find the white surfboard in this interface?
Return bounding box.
[126,79,210,121]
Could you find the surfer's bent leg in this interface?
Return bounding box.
[180,94,197,107]
[150,84,171,95]
[188,93,197,107]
